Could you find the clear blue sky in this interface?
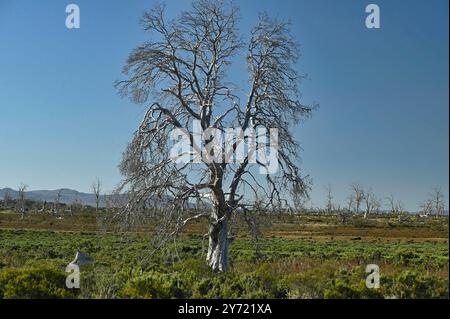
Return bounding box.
[0,0,448,211]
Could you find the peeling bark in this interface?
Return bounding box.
[206,217,229,272]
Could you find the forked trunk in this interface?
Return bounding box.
[206,216,229,272]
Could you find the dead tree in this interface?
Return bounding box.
[419,199,433,217]
[37,201,47,213]
[363,188,375,219]
[17,183,28,219]
[2,189,12,209]
[91,178,102,213]
[386,193,404,220]
[346,194,354,214]
[430,186,445,217]
[386,194,395,216]
[350,183,364,216]
[53,189,62,216]
[324,184,334,214]
[114,0,313,272]
[396,201,405,221]
[371,195,382,215]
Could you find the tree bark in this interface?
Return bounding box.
[207,219,229,272]
[206,204,229,272]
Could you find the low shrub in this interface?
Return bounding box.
[118,271,189,299]
[0,265,75,299]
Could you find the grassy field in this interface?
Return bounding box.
[0,209,448,299]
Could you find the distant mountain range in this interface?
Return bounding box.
[0,188,106,208]
[0,188,194,209]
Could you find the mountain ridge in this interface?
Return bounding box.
[0,188,105,207]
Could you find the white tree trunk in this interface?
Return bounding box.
[206,218,229,272]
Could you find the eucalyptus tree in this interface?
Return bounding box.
[115,0,314,272]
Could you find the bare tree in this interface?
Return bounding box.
[363,188,372,219]
[92,178,102,213]
[419,199,433,217]
[2,189,12,209]
[371,195,382,215]
[346,194,354,214]
[350,183,364,215]
[114,0,313,272]
[17,183,28,219]
[386,193,397,216]
[324,184,334,214]
[430,186,445,217]
[53,189,62,215]
[396,200,405,221]
[37,201,47,213]
[386,193,405,220]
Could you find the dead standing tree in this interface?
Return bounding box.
[430,186,445,217]
[363,188,374,219]
[17,183,28,219]
[114,0,313,272]
[2,189,12,209]
[53,189,62,216]
[92,178,102,213]
[324,183,334,214]
[350,183,364,216]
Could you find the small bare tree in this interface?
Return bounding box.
[419,199,433,217]
[92,178,102,213]
[346,194,354,214]
[371,195,382,215]
[114,0,313,272]
[53,189,62,215]
[17,183,28,219]
[386,193,405,220]
[430,186,445,217]
[37,201,47,213]
[350,183,364,215]
[386,193,397,216]
[324,184,334,214]
[3,189,12,209]
[363,188,381,218]
[396,201,405,221]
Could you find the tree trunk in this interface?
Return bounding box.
[207,217,229,272]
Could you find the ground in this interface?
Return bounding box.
[0,209,448,299]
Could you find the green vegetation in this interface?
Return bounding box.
[0,218,448,299]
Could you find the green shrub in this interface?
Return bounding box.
[323,267,384,299]
[0,265,75,299]
[324,278,383,299]
[386,271,449,299]
[281,269,333,299]
[118,271,189,299]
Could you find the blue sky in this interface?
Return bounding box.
[0,0,448,211]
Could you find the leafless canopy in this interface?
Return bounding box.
[114,0,314,271]
[429,186,445,217]
[350,183,364,215]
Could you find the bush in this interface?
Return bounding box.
[323,267,384,299]
[386,271,449,299]
[0,265,75,299]
[324,278,383,299]
[118,271,189,299]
